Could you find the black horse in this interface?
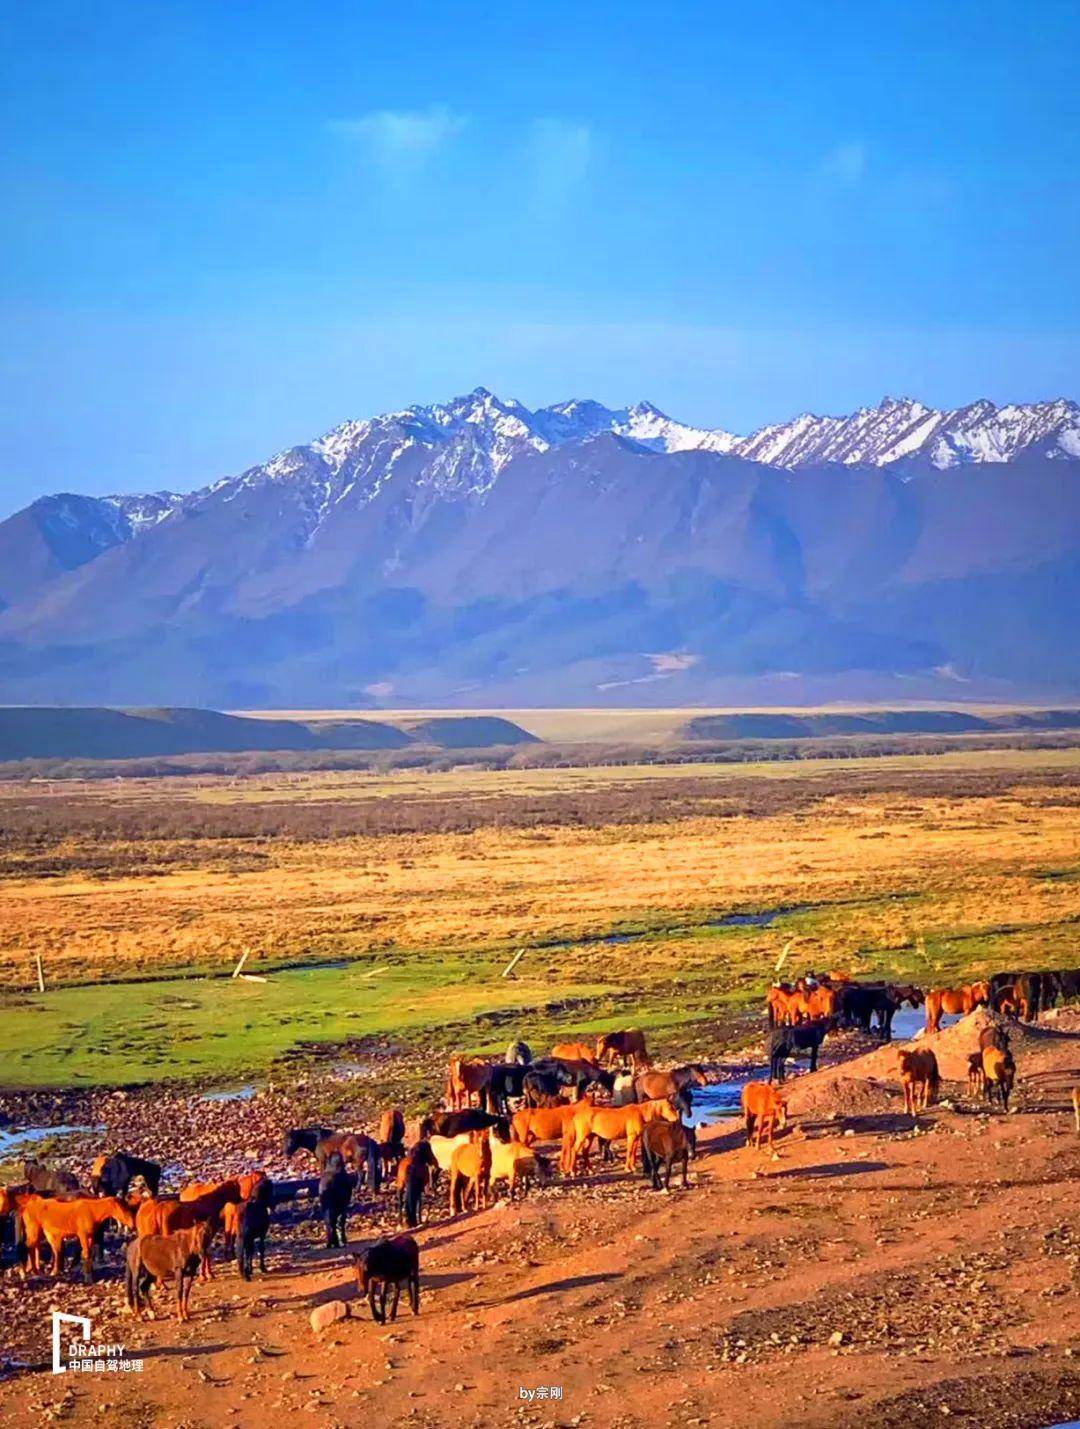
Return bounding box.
[283,1126,335,1159]
[397,1142,439,1229]
[237,1178,273,1279]
[523,1059,614,1106]
[317,1153,355,1249]
[485,1063,529,1115]
[91,1153,161,1198]
[767,1022,827,1082]
[419,1109,509,1139]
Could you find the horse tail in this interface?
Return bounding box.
[366,1140,381,1195]
[404,1177,421,1229]
[124,1247,140,1312]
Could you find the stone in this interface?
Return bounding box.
[310,1301,350,1334]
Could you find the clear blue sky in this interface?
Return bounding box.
[2,0,1078,513]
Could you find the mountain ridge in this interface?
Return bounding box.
[0,390,1076,707]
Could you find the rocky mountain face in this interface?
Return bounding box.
[0,390,1076,707]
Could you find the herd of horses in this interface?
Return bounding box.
[2,961,1078,1328]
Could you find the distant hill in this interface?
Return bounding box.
[0,707,536,762]
[682,709,1080,741]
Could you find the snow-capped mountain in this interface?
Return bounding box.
[734,396,1080,470]
[0,388,1075,707]
[156,390,1080,538]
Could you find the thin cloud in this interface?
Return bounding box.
[818,140,868,187]
[330,104,468,174]
[528,118,594,204]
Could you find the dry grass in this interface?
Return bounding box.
[1,748,1077,989]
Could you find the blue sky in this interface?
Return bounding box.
[2,0,1078,511]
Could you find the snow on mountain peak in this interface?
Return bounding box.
[86,391,1078,554]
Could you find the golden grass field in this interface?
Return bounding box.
[0,746,1077,1086]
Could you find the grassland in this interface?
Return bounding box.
[0,746,1077,1089]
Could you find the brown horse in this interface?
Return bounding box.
[445,1057,493,1110]
[634,1066,707,1102]
[180,1171,266,1202]
[595,1029,651,1071]
[898,1048,940,1115]
[126,1223,214,1321]
[21,1195,137,1281]
[563,1098,678,1174]
[551,1041,596,1062]
[510,1099,586,1146]
[924,981,990,1033]
[449,1136,492,1214]
[137,1180,244,1279]
[741,1082,788,1149]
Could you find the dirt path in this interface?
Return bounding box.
[3,1023,1080,1429]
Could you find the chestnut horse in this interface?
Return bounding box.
[21,1195,136,1281]
[924,981,990,1033]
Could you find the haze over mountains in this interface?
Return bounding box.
[1,390,1077,707]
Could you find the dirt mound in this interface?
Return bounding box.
[784,1071,898,1121]
[784,1006,1080,1120]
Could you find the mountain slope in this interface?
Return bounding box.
[0,391,1075,705]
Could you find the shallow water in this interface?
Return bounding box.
[708,905,809,929]
[693,1080,748,1127]
[890,1006,965,1041]
[199,1084,259,1103]
[0,1123,99,1157]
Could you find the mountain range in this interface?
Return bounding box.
[0,390,1077,707]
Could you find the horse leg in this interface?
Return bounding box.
[410,1268,420,1315]
[48,1233,65,1279]
[389,1282,402,1321]
[80,1233,95,1284]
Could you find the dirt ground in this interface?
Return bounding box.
[2,1015,1080,1429]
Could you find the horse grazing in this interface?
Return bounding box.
[633,1066,706,1106]
[595,1029,650,1071]
[981,1046,1016,1110]
[449,1136,492,1214]
[419,1109,506,1139]
[766,1022,827,1082]
[354,1235,420,1323]
[640,1119,692,1190]
[23,1160,79,1196]
[924,982,990,1033]
[898,1049,940,1116]
[318,1153,355,1249]
[396,1142,439,1228]
[125,1223,212,1321]
[314,1133,381,1192]
[741,1081,788,1149]
[283,1127,334,1160]
[91,1153,161,1199]
[22,1195,136,1281]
